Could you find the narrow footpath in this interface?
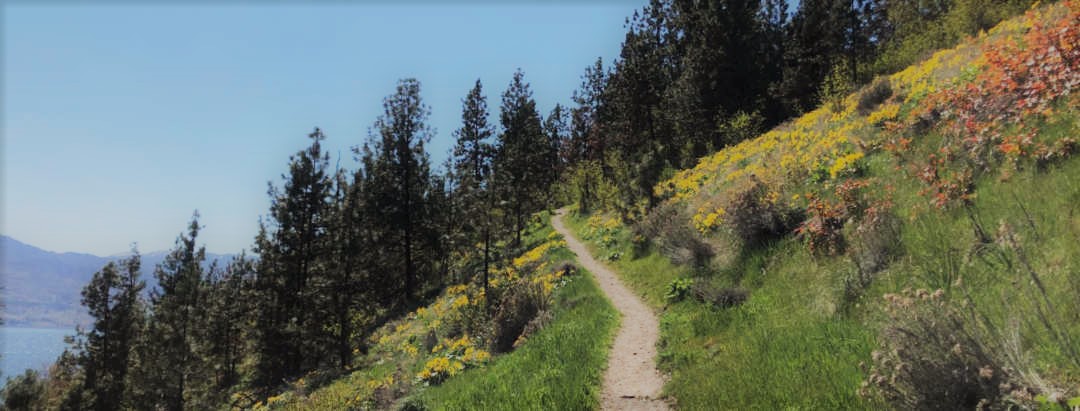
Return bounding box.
[552,209,670,411]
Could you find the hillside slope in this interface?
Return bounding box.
[219,3,1078,409]
[239,214,619,410]
[571,2,1080,409]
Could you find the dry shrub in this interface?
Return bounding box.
[638,202,715,268]
[848,206,903,275]
[841,207,901,312]
[423,330,439,353]
[799,196,848,256]
[726,179,802,247]
[691,281,748,309]
[799,179,899,262]
[491,281,549,353]
[861,288,1036,410]
[371,384,397,410]
[513,309,554,349]
[556,262,578,278]
[857,78,893,115]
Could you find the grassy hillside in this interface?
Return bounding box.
[215,3,1078,410]
[241,214,618,410]
[571,2,1080,409]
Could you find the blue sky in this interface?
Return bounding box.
[3,3,643,255]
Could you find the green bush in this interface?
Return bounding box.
[872,0,1033,75]
[725,179,802,248]
[821,65,854,113]
[562,160,617,215]
[665,278,695,302]
[2,369,46,411]
[716,111,765,147]
[690,281,748,309]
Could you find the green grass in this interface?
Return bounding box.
[263,212,618,410]
[562,93,1080,409]
[417,251,619,410]
[561,214,676,308]
[564,212,878,409]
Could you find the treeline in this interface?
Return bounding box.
[2,74,563,409]
[561,0,1036,219]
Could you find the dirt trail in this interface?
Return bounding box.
[552,210,670,411]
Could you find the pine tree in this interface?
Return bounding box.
[568,59,614,214]
[571,57,612,167]
[197,252,252,398]
[604,0,685,211]
[449,79,498,298]
[494,70,549,247]
[317,169,371,368]
[133,213,207,411]
[782,0,858,113]
[74,252,145,411]
[543,103,568,187]
[361,78,439,304]
[252,127,333,390]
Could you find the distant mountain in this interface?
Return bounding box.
[1,236,234,328]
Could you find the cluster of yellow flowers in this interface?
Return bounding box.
[366,232,570,388]
[532,266,570,295]
[451,294,471,310]
[447,284,468,295]
[512,238,566,269]
[655,17,996,233]
[487,237,568,288]
[692,206,726,234]
[416,356,465,384]
[829,151,866,180]
[398,341,419,357]
[365,375,394,390]
[417,334,491,385]
[865,102,900,125]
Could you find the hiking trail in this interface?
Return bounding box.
[552,209,670,411]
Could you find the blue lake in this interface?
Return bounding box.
[1,327,74,385]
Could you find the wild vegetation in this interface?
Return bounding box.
[567,1,1080,409]
[4,0,1076,409]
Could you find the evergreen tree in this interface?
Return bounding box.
[543,103,568,185]
[604,1,683,212]
[252,127,333,390]
[568,58,616,214]
[133,213,207,411]
[200,253,252,393]
[74,253,145,411]
[449,79,496,293]
[759,0,791,120]
[317,170,371,368]
[44,347,83,411]
[1,369,46,410]
[670,0,769,148]
[571,57,613,167]
[361,78,440,304]
[494,70,549,247]
[781,0,858,113]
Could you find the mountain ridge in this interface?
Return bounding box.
[1,235,235,328]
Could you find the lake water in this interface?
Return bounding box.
[1,327,74,385]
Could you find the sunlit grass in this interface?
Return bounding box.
[418,263,618,410]
[566,211,879,409]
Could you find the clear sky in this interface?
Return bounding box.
[3,3,643,256]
